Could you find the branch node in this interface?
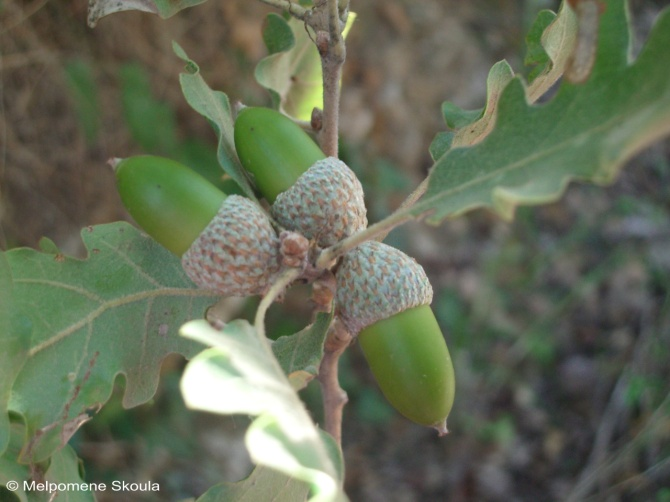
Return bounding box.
[315,30,330,57]
[311,108,324,132]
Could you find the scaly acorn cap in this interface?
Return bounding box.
[271,157,367,247]
[182,195,281,297]
[335,240,433,335]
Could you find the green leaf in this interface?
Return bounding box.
[0,422,29,502]
[173,42,258,201]
[525,1,579,102]
[180,320,347,502]
[438,60,515,151]
[0,254,30,457]
[1,420,93,502]
[197,465,310,502]
[433,1,578,159]
[4,222,218,463]
[524,9,558,82]
[271,311,333,390]
[245,415,344,501]
[428,131,454,162]
[441,103,483,130]
[37,237,60,255]
[87,0,206,27]
[119,62,178,154]
[255,14,356,121]
[197,431,343,502]
[42,446,96,502]
[409,0,670,223]
[255,16,323,120]
[263,13,296,55]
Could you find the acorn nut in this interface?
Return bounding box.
[271,157,367,247]
[114,155,281,297]
[336,240,433,334]
[335,240,455,433]
[234,106,326,204]
[233,107,367,247]
[114,155,226,257]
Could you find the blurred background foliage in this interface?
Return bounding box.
[1,0,669,500]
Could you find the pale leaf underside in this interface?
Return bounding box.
[181,320,347,502]
[87,0,206,27]
[410,0,670,224]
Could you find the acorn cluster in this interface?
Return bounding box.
[114,107,454,431]
[183,154,372,298]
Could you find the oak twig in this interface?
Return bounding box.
[256,0,352,448]
[318,318,353,445]
[314,0,346,157]
[308,0,350,448]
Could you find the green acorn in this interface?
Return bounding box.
[114,155,226,257]
[115,155,281,297]
[335,240,455,433]
[234,107,367,247]
[271,157,367,247]
[234,106,325,203]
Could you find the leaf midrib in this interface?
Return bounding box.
[414,90,668,218]
[22,286,214,357]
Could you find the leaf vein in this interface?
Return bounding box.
[421,111,624,211]
[99,239,165,289]
[28,288,215,357]
[14,278,104,304]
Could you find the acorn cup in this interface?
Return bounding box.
[234,107,368,247]
[335,240,456,433]
[181,195,281,297]
[271,157,367,247]
[114,155,281,297]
